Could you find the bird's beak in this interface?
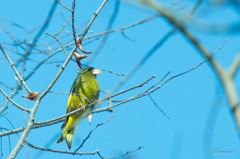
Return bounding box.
[92,68,102,76]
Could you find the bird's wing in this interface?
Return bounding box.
[67,74,83,112]
[61,75,83,130]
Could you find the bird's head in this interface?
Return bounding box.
[81,67,102,76]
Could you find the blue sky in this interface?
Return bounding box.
[0,0,240,159]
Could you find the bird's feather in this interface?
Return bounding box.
[57,67,100,149]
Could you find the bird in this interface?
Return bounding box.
[57,67,101,149]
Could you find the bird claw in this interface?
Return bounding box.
[77,103,85,110]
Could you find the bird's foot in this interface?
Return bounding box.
[77,103,85,111]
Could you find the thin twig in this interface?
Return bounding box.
[94,39,228,113]
[111,28,176,93]
[46,32,68,56]
[81,64,125,76]
[0,75,156,137]
[72,0,78,47]
[0,80,21,114]
[3,37,224,136]
[0,82,13,90]
[142,1,240,134]
[148,94,170,119]
[21,14,160,77]
[147,39,230,95]
[106,146,143,159]
[79,0,109,41]
[229,53,240,78]
[7,1,109,157]
[0,44,32,93]
[83,14,160,40]
[0,88,30,112]
[15,0,58,67]
[24,49,62,81]
[0,44,218,137]
[0,38,225,136]
[74,111,117,152]
[56,0,73,12]
[26,141,100,156]
[142,71,170,94]
[112,0,202,94]
[87,0,120,64]
[55,16,70,36]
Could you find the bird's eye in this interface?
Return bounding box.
[87,67,92,72]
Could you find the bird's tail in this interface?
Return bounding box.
[57,116,81,149]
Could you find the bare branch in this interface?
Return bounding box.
[20,14,160,73]
[141,0,240,134]
[0,44,32,93]
[0,40,225,136]
[0,88,30,112]
[0,82,13,90]
[74,112,117,152]
[79,0,109,41]
[97,67,125,76]
[26,140,142,159]
[112,0,203,93]
[72,0,78,48]
[46,32,68,56]
[26,141,100,156]
[148,94,170,119]
[87,0,120,63]
[106,146,143,159]
[14,0,58,67]
[142,71,170,94]
[0,75,156,137]
[55,16,70,36]
[0,48,216,137]
[147,39,230,95]
[0,127,24,137]
[0,80,21,114]
[7,1,109,157]
[24,48,63,81]
[83,14,160,40]
[111,28,176,93]
[95,40,227,113]
[229,53,240,78]
[56,0,73,12]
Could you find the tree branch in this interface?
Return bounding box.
[0,75,156,137]
[0,88,30,112]
[74,112,116,152]
[26,141,100,156]
[0,80,21,114]
[0,44,32,93]
[229,53,240,78]
[7,1,109,158]
[0,40,225,138]
[141,0,240,134]
[56,0,73,12]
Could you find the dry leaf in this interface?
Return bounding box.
[73,52,88,61]
[73,52,88,69]
[22,92,40,100]
[77,39,92,54]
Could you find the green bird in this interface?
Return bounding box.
[57,67,101,149]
